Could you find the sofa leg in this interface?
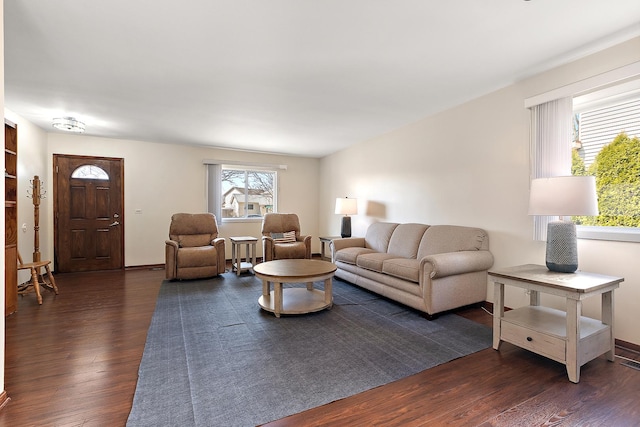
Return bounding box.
[423,312,439,321]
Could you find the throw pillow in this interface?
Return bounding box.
[271,231,296,243]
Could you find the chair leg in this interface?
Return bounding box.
[44,265,59,294]
[30,267,43,305]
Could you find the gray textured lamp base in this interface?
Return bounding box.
[340,216,352,238]
[546,221,578,273]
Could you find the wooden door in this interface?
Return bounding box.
[54,155,124,272]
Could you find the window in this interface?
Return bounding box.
[528,71,640,243]
[206,162,279,221]
[572,81,640,240]
[71,165,109,180]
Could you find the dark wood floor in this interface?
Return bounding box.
[2,269,639,426]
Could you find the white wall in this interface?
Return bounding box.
[46,134,320,265]
[319,36,640,346]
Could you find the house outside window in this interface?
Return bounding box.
[220,167,277,219]
[572,82,640,238]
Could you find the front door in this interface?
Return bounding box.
[54,155,124,272]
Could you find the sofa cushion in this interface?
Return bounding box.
[177,245,217,267]
[334,247,376,265]
[271,231,296,243]
[364,222,399,252]
[418,225,489,257]
[382,258,420,283]
[274,241,307,259]
[177,234,213,248]
[356,252,399,273]
[387,223,429,258]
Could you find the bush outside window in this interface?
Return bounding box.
[572,93,640,230]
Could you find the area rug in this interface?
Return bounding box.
[127,273,492,427]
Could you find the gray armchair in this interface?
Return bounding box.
[165,213,226,280]
[261,213,311,261]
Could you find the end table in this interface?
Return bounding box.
[489,264,623,383]
[229,236,258,276]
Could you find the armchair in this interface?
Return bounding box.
[165,213,226,280]
[261,213,311,261]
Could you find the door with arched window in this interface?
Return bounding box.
[53,155,124,272]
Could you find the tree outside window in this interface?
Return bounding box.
[221,168,276,218]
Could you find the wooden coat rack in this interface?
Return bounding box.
[18,175,58,304]
[29,175,43,262]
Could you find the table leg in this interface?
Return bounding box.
[262,279,270,297]
[306,282,313,291]
[251,243,256,270]
[274,282,283,318]
[529,289,540,306]
[231,243,236,274]
[566,298,581,383]
[324,277,333,308]
[602,290,615,362]
[493,281,504,350]
[244,244,250,271]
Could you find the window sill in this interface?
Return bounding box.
[222,217,264,223]
[577,226,640,243]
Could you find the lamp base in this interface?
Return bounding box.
[340,216,352,238]
[545,221,578,273]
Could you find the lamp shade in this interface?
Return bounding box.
[335,197,358,215]
[528,176,598,217]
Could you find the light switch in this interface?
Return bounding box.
[22,223,27,232]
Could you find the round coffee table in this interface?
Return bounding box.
[254,259,337,318]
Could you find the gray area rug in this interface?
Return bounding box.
[127,273,492,427]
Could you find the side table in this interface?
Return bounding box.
[318,236,340,261]
[490,264,623,383]
[229,236,258,276]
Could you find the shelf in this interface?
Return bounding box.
[5,119,18,316]
[503,306,608,340]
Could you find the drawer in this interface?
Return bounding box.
[501,320,566,363]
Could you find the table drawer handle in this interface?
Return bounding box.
[526,336,533,342]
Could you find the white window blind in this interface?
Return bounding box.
[529,97,573,240]
[207,164,222,220]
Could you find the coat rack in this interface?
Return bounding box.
[19,175,58,304]
[27,175,45,262]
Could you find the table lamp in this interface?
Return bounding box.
[528,176,598,273]
[335,197,357,238]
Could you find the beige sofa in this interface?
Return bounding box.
[331,222,494,317]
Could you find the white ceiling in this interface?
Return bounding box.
[4,1,640,158]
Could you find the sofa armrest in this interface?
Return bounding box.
[262,236,275,262]
[165,240,179,279]
[212,237,226,274]
[331,237,365,252]
[298,235,312,259]
[420,250,494,279]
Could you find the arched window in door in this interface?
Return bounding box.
[71,165,109,180]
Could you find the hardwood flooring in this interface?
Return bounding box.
[2,269,639,426]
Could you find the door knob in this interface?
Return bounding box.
[109,221,120,227]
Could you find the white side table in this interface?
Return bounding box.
[490,264,623,383]
[229,236,258,276]
[318,236,340,261]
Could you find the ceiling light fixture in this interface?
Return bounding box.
[52,117,86,133]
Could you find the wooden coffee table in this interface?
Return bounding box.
[254,259,337,318]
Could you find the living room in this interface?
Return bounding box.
[2,1,640,425]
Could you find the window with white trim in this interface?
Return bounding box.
[529,72,640,243]
[206,162,279,221]
[572,80,640,239]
